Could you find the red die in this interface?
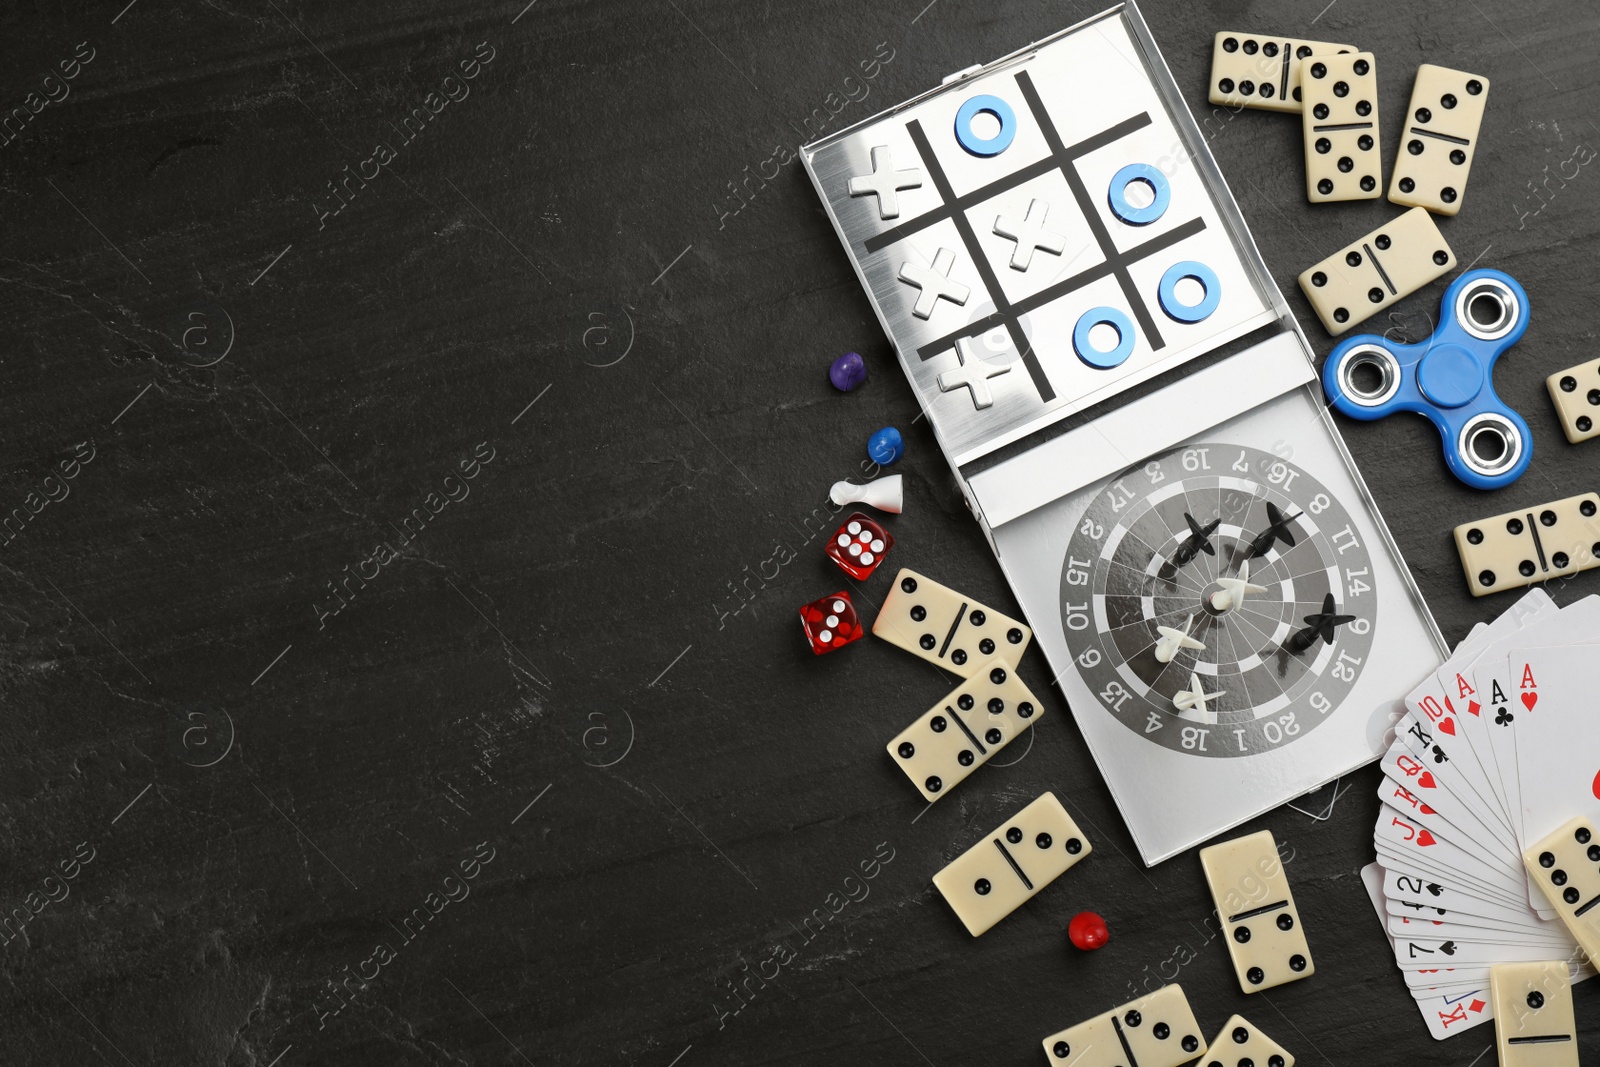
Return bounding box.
[825,513,894,580]
[799,591,865,656]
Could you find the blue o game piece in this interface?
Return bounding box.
[1321,269,1533,490]
[1073,307,1136,369]
[1107,163,1171,226]
[867,426,904,465]
[830,351,867,392]
[1157,261,1221,323]
[953,95,1016,158]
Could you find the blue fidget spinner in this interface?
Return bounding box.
[1321,269,1532,490]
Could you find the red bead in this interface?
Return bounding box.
[824,512,894,580]
[799,591,865,655]
[1068,911,1110,951]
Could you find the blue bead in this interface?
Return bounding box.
[830,351,867,391]
[868,426,904,465]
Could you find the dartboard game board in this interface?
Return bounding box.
[1062,441,1377,759]
[990,386,1441,862]
[804,3,1445,864]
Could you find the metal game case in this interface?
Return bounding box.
[802,1,1443,864]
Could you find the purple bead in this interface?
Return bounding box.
[829,351,867,392]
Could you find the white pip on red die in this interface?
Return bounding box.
[799,591,865,655]
[826,513,894,580]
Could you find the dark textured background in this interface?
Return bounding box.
[1,0,1596,1064]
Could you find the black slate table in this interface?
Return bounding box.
[2,0,1597,1064]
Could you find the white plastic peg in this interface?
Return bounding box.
[830,475,903,514]
[1211,560,1269,613]
[1153,614,1205,664]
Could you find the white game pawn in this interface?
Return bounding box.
[1210,560,1268,612]
[1173,671,1222,715]
[830,474,903,514]
[1154,614,1205,663]
[897,247,970,319]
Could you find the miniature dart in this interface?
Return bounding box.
[1171,512,1220,568]
[1289,593,1356,653]
[1154,614,1205,663]
[1244,502,1301,558]
[1173,671,1222,715]
[1210,560,1268,613]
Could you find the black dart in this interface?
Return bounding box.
[1171,512,1221,568]
[1245,502,1302,558]
[1288,593,1357,653]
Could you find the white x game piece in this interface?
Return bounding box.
[936,337,1012,410]
[897,247,970,319]
[992,198,1067,271]
[847,145,923,220]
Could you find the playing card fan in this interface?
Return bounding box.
[1363,589,1600,1040]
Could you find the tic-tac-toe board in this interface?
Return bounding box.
[806,3,1446,866]
[803,6,1277,466]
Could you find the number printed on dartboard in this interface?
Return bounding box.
[1060,443,1375,757]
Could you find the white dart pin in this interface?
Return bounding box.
[829,474,903,514]
[1173,671,1222,715]
[1210,559,1268,613]
[1154,614,1206,663]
